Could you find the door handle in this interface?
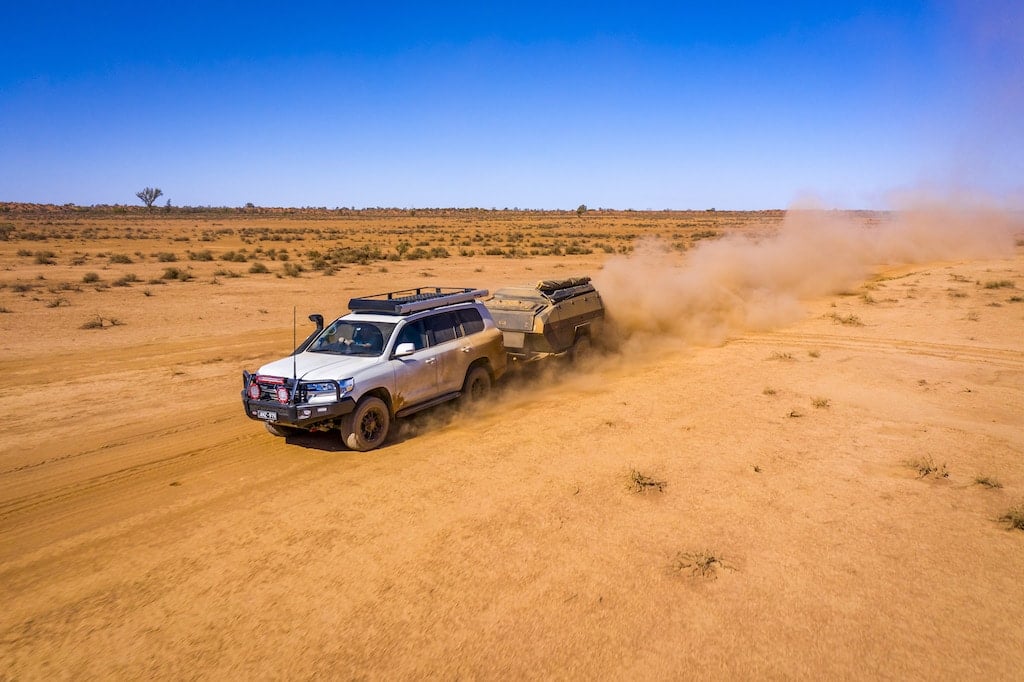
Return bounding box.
[461,346,471,353]
[425,358,437,365]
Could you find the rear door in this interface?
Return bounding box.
[423,312,467,394]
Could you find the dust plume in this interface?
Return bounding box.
[596,199,1021,346]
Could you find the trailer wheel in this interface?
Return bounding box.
[462,365,492,404]
[265,422,301,437]
[570,334,593,364]
[340,396,390,451]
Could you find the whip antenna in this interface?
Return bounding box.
[292,306,297,384]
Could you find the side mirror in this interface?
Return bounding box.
[394,342,416,357]
[308,313,324,331]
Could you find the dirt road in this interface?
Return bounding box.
[1,214,1022,678]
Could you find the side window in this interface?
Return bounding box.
[424,312,458,345]
[456,308,485,336]
[395,320,426,350]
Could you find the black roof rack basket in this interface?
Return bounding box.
[348,287,489,315]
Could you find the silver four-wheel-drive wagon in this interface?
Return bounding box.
[242,287,507,451]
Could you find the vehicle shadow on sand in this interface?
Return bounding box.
[280,357,579,453]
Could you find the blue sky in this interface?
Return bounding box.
[1,1,1021,209]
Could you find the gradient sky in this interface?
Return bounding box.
[2,1,1021,209]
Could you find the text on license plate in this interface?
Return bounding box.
[256,410,278,421]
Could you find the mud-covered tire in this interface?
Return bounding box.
[265,422,301,437]
[340,396,390,451]
[461,365,492,404]
[569,335,593,364]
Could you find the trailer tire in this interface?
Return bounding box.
[570,334,593,365]
[340,396,390,451]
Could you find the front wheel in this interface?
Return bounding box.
[340,396,391,451]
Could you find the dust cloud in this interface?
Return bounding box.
[596,198,1021,346]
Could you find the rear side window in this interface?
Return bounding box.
[424,312,459,345]
[456,308,485,336]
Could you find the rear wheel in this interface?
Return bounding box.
[461,365,492,404]
[265,422,301,437]
[340,396,390,451]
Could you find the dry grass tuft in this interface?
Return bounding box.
[671,550,733,579]
[905,456,949,479]
[973,475,1003,489]
[998,504,1024,531]
[828,312,864,326]
[628,468,666,494]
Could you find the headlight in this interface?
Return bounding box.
[303,378,354,397]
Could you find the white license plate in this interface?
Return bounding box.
[256,410,278,421]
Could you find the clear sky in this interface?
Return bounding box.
[1,1,1021,209]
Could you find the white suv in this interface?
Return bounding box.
[242,288,507,451]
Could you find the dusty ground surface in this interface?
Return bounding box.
[1,207,1022,679]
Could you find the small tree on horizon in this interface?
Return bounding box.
[576,203,587,217]
[136,187,163,208]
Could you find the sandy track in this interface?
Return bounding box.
[2,247,1023,678]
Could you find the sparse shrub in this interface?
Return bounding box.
[82,272,101,283]
[282,262,303,277]
[154,252,178,262]
[983,280,1014,289]
[112,274,139,287]
[80,315,124,330]
[812,397,831,409]
[249,262,269,274]
[808,350,820,358]
[0,306,12,313]
[671,550,731,579]
[34,250,56,265]
[161,267,193,281]
[828,312,863,326]
[998,504,1024,531]
[108,253,132,264]
[974,475,1003,489]
[628,468,666,493]
[189,249,214,261]
[768,351,795,361]
[46,297,68,308]
[905,456,949,479]
[762,387,777,396]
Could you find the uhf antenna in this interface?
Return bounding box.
[292,306,298,388]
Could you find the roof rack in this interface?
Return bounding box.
[348,287,489,315]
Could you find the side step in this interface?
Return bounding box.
[394,391,461,418]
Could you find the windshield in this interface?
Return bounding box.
[308,320,397,357]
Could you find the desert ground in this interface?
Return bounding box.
[1,205,1022,679]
